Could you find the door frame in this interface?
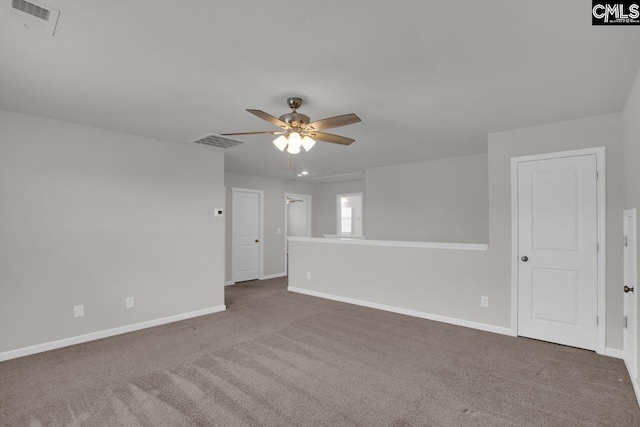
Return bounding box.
[231,187,264,283]
[284,193,312,275]
[336,192,364,236]
[510,147,606,354]
[623,208,637,379]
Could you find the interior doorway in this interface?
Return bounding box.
[511,148,606,353]
[285,193,312,274]
[337,193,364,236]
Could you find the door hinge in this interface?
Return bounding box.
[596,243,600,253]
[624,235,628,247]
[596,316,599,325]
[624,316,628,328]
[595,171,599,181]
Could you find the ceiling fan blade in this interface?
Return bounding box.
[221,131,285,136]
[246,109,288,128]
[307,131,355,145]
[305,114,361,131]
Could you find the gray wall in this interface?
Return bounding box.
[0,110,226,354]
[290,113,625,350]
[289,240,498,327]
[488,112,624,349]
[365,154,489,243]
[622,68,640,383]
[313,180,366,237]
[224,172,316,281]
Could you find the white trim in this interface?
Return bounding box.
[510,147,606,354]
[287,236,488,251]
[260,272,287,280]
[0,305,226,363]
[623,357,640,407]
[231,188,264,282]
[605,347,625,359]
[224,281,235,286]
[288,287,512,336]
[284,193,312,276]
[511,158,519,340]
[623,208,638,380]
[336,192,364,236]
[323,234,367,240]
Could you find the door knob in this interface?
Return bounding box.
[624,285,634,293]
[521,255,528,262]
[255,239,260,243]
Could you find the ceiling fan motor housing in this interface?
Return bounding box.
[280,98,309,130]
[279,112,310,129]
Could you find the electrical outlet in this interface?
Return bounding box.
[277,228,281,234]
[480,296,489,308]
[74,305,84,318]
[306,272,311,279]
[214,209,223,217]
[126,297,134,309]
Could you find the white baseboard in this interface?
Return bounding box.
[225,281,235,286]
[605,347,624,359]
[623,357,640,407]
[0,305,226,363]
[260,272,287,280]
[287,287,512,336]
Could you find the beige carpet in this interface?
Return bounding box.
[1,277,638,426]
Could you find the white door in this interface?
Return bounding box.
[517,154,598,350]
[624,209,637,379]
[232,189,262,282]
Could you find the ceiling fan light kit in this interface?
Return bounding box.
[273,135,288,151]
[301,135,316,151]
[222,97,361,169]
[286,131,302,154]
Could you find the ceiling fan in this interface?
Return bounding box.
[222,97,361,155]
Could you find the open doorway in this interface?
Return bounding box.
[285,193,312,274]
[336,193,364,237]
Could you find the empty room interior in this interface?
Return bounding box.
[2,1,640,426]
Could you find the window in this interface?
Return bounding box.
[341,207,352,235]
[336,193,364,237]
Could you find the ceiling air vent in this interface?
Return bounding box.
[191,134,246,149]
[10,0,60,36]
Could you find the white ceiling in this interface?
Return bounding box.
[1,0,639,181]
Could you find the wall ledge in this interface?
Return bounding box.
[288,236,488,251]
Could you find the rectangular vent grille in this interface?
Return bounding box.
[192,134,245,149]
[12,0,50,20]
